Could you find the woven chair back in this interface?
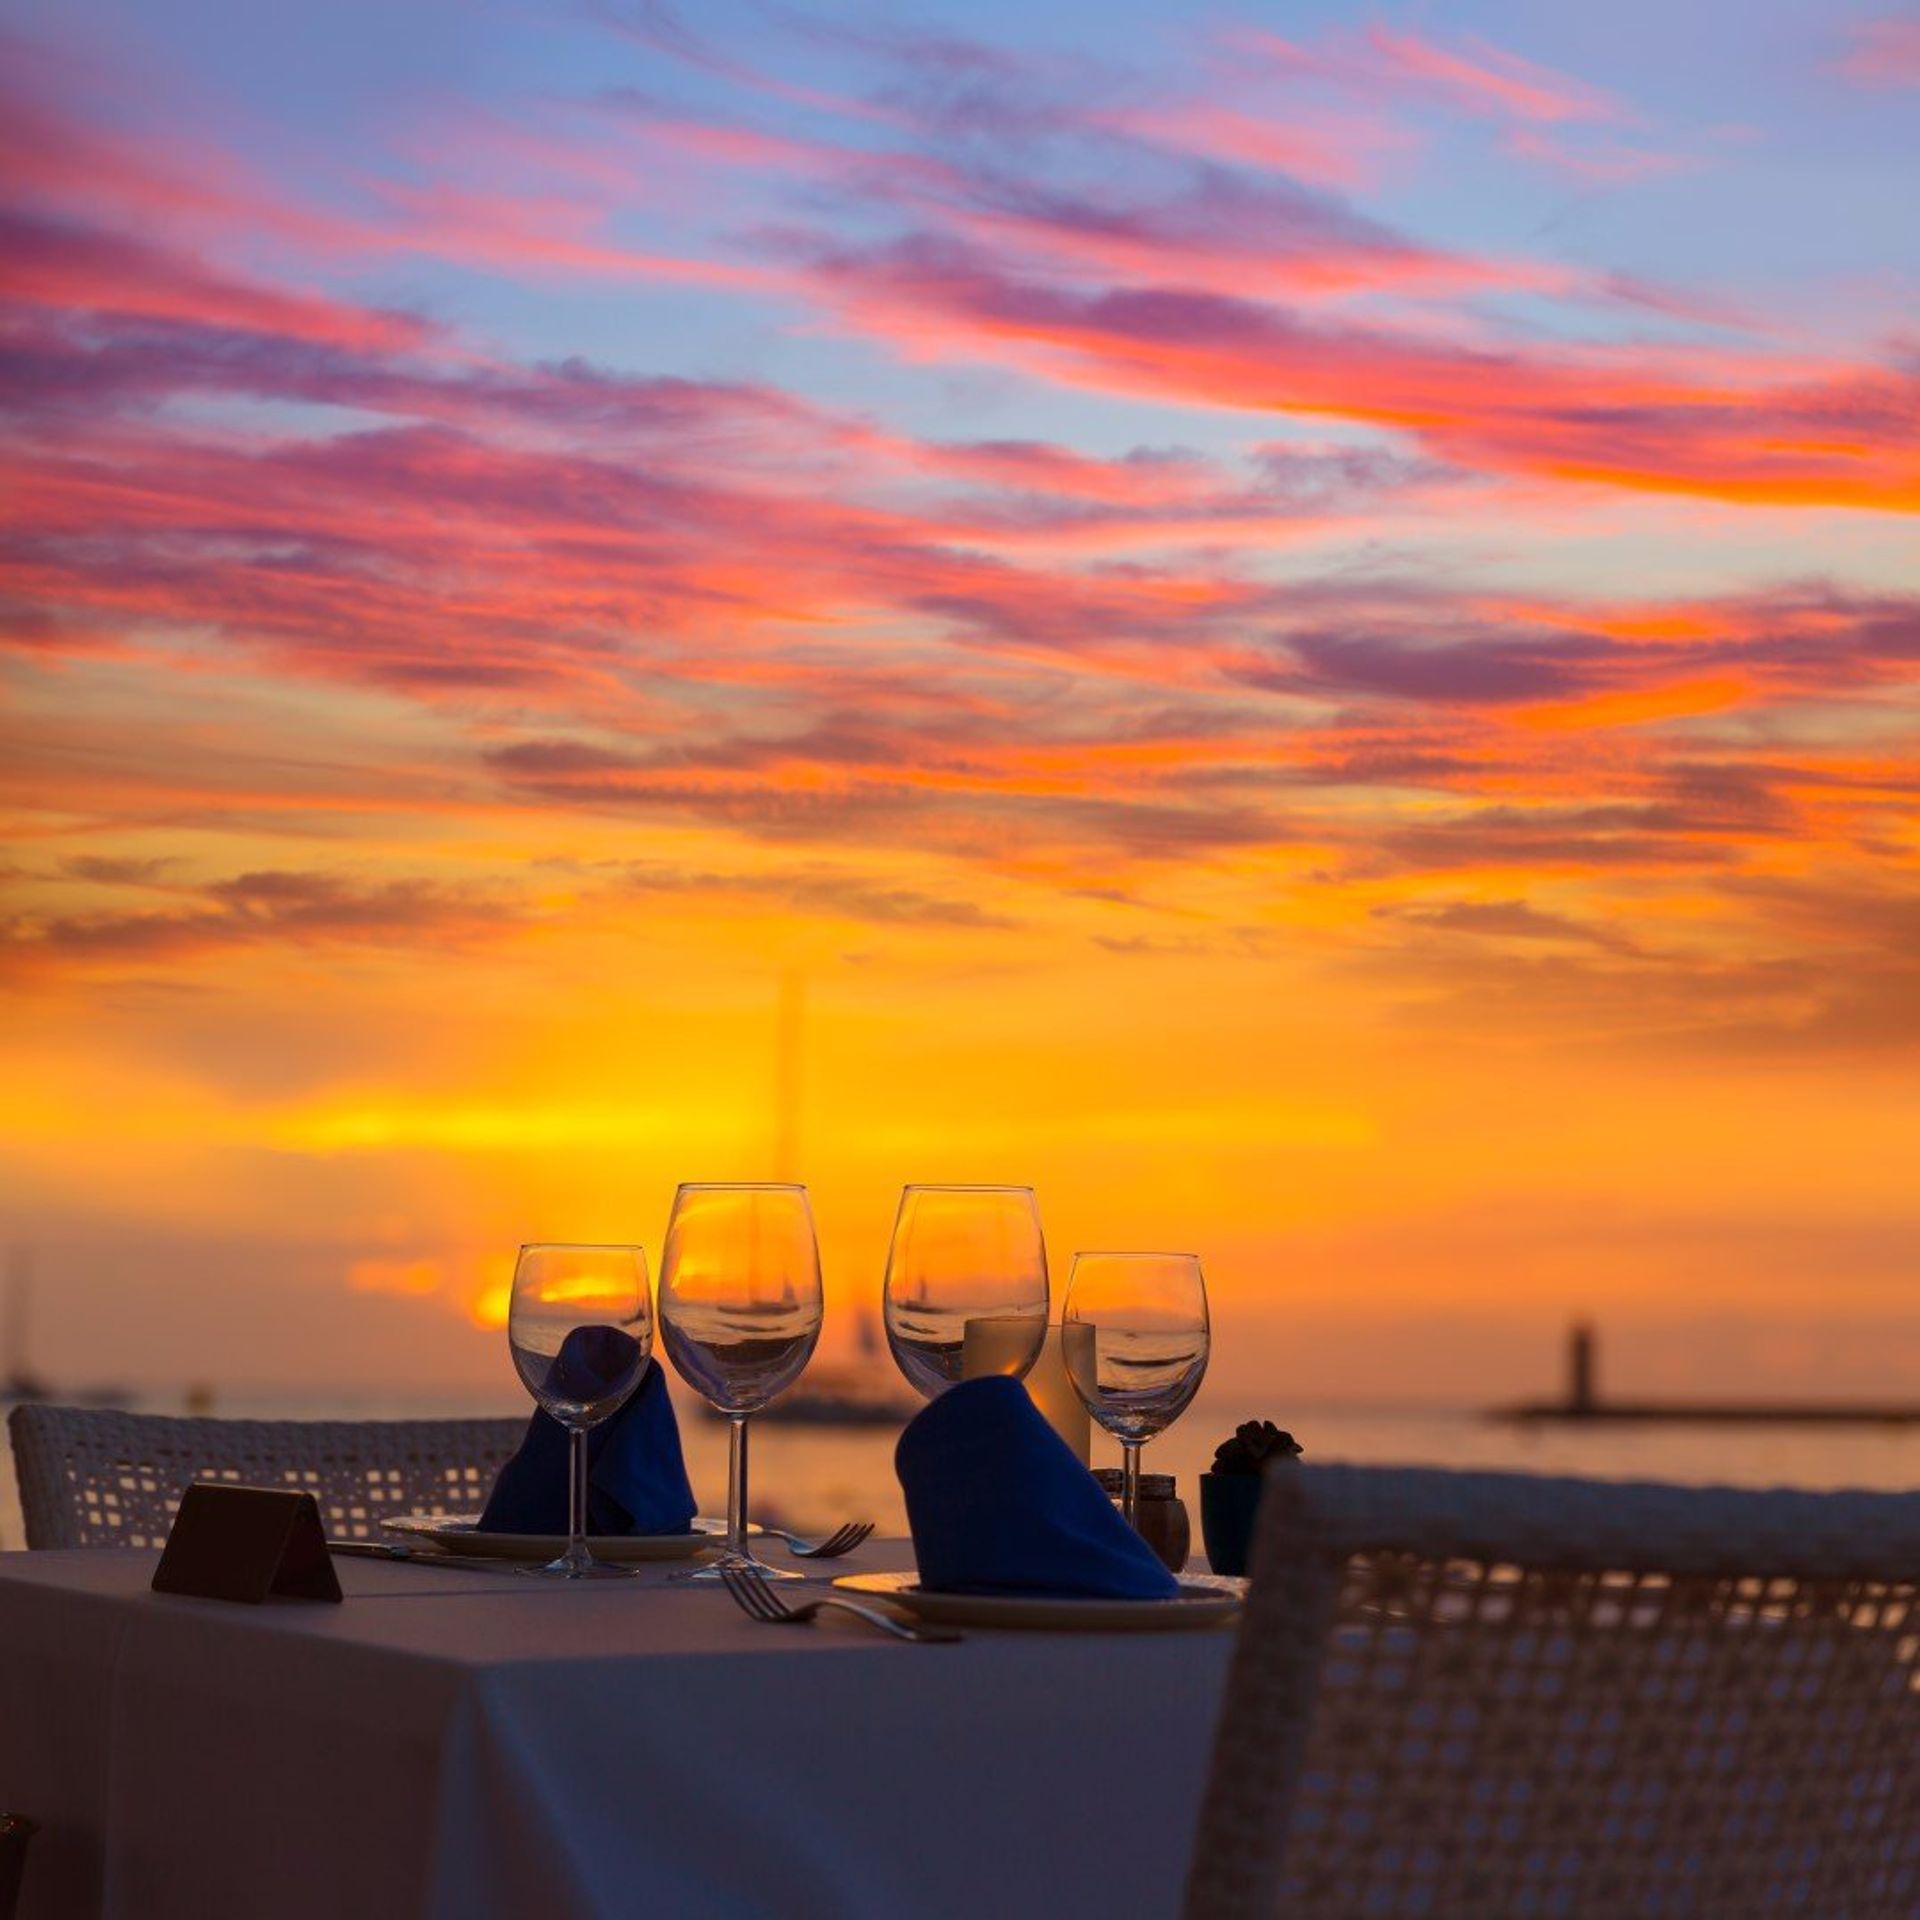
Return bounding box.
[8,1404,525,1549]
[1186,1463,1920,1920]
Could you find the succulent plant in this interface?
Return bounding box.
[1210,1420,1303,1475]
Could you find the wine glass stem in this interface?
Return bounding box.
[1121,1440,1143,1528]
[566,1424,591,1576]
[727,1413,750,1559]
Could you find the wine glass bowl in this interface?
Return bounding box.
[659,1183,823,1580]
[661,1297,817,1411]
[882,1185,1049,1400]
[1062,1252,1209,1526]
[507,1244,652,1578]
[512,1322,647,1428]
[658,1183,822,1413]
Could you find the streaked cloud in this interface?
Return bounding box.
[1,869,516,984]
[1,3,1914,1396]
[1237,24,1620,126]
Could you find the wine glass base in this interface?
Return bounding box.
[672,1549,807,1584]
[521,1554,638,1580]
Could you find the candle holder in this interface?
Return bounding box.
[962,1320,1092,1462]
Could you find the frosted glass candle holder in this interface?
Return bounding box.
[962,1318,1091,1464]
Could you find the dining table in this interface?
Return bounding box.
[0,1537,1235,1919]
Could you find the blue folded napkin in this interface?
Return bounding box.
[479,1350,697,1536]
[896,1376,1180,1599]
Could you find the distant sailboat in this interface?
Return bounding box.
[760,1306,917,1426]
[719,969,915,1426]
[1,1245,131,1408]
[2,1248,50,1403]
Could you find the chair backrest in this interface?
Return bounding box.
[1185,1463,1920,1920]
[7,1404,527,1549]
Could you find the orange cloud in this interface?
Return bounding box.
[347,1257,442,1296]
[3,16,1915,1069]
[1,4,1915,1420]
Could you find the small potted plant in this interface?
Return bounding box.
[1199,1420,1302,1576]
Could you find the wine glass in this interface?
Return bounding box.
[882,1185,1049,1399]
[1062,1252,1209,1528]
[658,1183,823,1582]
[507,1243,652,1579]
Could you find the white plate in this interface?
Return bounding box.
[834,1570,1246,1631]
[380,1513,730,1564]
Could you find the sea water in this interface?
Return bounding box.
[6,1383,1916,1549]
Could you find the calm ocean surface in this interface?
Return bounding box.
[6,1383,1916,1549]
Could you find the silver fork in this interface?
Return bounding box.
[328,1540,510,1574]
[718,1563,961,1643]
[756,1521,875,1560]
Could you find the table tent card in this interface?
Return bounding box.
[151,1484,343,1605]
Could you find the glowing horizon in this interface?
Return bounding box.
[1,0,1914,1403]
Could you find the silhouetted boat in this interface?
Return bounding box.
[701,1311,917,1427]
[2,1250,49,1403]
[760,1366,918,1426]
[2,1249,132,1409]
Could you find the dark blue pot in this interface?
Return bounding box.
[1199,1472,1265,1576]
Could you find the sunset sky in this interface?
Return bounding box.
[2,0,1915,1403]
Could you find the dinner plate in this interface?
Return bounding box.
[380,1513,732,1564]
[833,1570,1246,1631]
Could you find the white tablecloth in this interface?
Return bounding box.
[0,1544,1232,1919]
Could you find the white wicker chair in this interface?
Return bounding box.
[1185,1463,1920,1920]
[7,1404,526,1549]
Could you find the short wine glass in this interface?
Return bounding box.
[658,1183,823,1582]
[882,1185,1049,1400]
[1062,1252,1209,1528]
[507,1243,652,1579]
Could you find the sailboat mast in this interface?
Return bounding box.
[2,1246,29,1385]
[773,969,805,1182]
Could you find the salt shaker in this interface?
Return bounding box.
[1093,1468,1190,1573]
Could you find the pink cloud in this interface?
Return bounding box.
[792,234,1920,513]
[0,57,369,254]
[3,209,430,351]
[1502,128,1691,186]
[366,179,778,291]
[1095,103,1411,191]
[1235,25,1619,125]
[1831,16,1920,86]
[1222,23,1687,184]
[588,0,903,128]
[0,15,1913,1073]
[0,59,785,310]
[1361,26,1618,124]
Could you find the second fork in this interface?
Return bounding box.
[718,1564,961,1643]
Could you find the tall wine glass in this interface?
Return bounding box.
[882,1185,1049,1399]
[659,1183,823,1582]
[507,1243,652,1579]
[1063,1252,1209,1528]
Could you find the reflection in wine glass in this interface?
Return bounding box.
[1063,1253,1209,1528]
[882,1185,1049,1400]
[659,1183,823,1582]
[507,1244,652,1579]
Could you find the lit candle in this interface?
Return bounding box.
[962,1318,1091,1464]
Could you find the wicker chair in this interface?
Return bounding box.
[1185,1463,1920,1920]
[7,1404,526,1549]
